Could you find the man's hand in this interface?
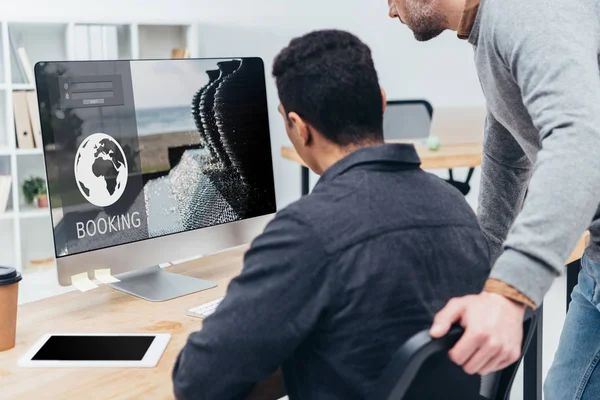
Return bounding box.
[430,292,527,375]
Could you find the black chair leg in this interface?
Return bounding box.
[524,304,543,400]
[445,168,475,196]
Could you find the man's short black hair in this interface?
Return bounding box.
[273,30,384,146]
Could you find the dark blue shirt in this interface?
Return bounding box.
[173,144,490,400]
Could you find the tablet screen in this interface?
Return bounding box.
[32,336,156,361]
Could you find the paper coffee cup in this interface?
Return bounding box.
[0,266,22,352]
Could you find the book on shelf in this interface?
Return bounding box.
[73,25,89,60]
[17,48,36,85]
[28,256,55,271]
[171,48,190,59]
[13,91,35,149]
[88,25,104,60]
[101,25,119,60]
[0,175,12,214]
[25,91,43,148]
[9,33,28,84]
[74,24,119,60]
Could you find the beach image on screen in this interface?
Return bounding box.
[132,59,275,238]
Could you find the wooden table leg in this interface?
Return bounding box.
[524,304,543,400]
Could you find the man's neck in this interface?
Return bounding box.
[317,141,383,174]
[444,0,470,32]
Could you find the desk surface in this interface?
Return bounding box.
[281,142,483,170]
[0,233,588,399]
[0,246,246,400]
[569,231,590,264]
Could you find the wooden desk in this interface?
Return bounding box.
[0,237,588,400]
[568,231,589,265]
[0,246,247,400]
[281,142,483,195]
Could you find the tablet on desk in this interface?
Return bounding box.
[19,333,171,368]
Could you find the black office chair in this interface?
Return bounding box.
[447,168,475,196]
[384,99,474,196]
[373,309,541,400]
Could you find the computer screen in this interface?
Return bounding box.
[35,58,276,257]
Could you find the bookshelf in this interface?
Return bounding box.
[0,19,198,302]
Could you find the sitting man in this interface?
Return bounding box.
[172,29,490,400]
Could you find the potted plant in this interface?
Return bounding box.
[22,177,48,208]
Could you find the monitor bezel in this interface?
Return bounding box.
[34,57,277,266]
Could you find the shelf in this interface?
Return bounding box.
[23,267,56,279]
[139,25,188,59]
[19,207,50,219]
[19,267,74,305]
[1,19,202,290]
[15,148,43,156]
[0,211,14,220]
[12,83,35,91]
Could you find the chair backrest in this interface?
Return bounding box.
[373,309,541,400]
[383,100,433,142]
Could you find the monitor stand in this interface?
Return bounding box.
[109,265,217,302]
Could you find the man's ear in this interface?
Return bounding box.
[288,112,312,147]
[381,86,387,114]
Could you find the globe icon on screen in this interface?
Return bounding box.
[74,133,128,207]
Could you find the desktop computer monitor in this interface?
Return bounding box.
[35,57,277,301]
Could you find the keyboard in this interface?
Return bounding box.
[187,297,224,319]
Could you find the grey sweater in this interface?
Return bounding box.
[471,0,600,306]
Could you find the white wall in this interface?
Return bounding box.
[194,1,484,208]
[3,0,485,207]
[0,0,287,23]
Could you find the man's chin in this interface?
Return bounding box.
[413,29,444,42]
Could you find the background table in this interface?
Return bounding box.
[281,142,483,195]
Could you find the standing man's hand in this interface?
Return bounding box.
[430,292,527,375]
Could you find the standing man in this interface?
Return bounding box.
[387,0,600,398]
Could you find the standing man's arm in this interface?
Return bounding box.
[487,21,600,308]
[432,5,600,375]
[478,112,533,264]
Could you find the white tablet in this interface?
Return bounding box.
[18,333,171,368]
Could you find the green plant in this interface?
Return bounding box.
[22,177,47,204]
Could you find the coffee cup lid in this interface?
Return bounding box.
[0,266,22,287]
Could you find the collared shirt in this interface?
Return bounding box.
[173,144,490,400]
